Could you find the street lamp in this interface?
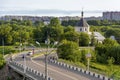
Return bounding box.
[44,37,50,80]
[34,36,58,80]
[36,41,42,52]
[22,54,27,80]
[44,37,58,80]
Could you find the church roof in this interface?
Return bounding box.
[76,11,89,27]
[76,18,89,27]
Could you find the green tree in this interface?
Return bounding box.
[57,40,81,62]
[0,54,5,69]
[64,26,75,33]
[90,32,97,46]
[50,26,64,42]
[49,18,61,27]
[103,38,119,46]
[107,57,115,76]
[34,21,44,27]
[95,38,120,64]
[64,31,79,43]
[79,32,90,46]
[87,20,101,26]
[0,24,12,45]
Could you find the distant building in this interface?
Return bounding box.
[75,11,90,34]
[94,32,105,43]
[103,11,120,20]
[110,35,116,40]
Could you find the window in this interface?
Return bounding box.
[85,28,87,31]
[80,28,82,31]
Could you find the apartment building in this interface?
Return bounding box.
[103,12,120,20]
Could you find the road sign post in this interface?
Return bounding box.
[86,53,91,71]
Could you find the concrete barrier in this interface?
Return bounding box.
[81,69,84,73]
[77,68,80,71]
[99,75,103,79]
[95,73,98,77]
[54,60,57,64]
[85,71,89,74]
[66,64,69,68]
[73,67,77,71]
[70,65,73,69]
[49,59,113,80]
[63,63,66,67]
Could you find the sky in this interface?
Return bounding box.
[0,0,120,17]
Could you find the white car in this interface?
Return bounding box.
[27,51,33,56]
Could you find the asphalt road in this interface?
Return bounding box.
[14,52,102,80]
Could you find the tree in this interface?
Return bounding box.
[90,32,97,46]
[49,18,61,27]
[87,20,101,26]
[0,24,12,45]
[103,38,119,46]
[0,54,5,69]
[64,26,75,33]
[79,32,90,46]
[57,40,81,62]
[34,21,44,27]
[33,26,43,42]
[105,29,120,43]
[95,38,120,64]
[64,31,79,43]
[107,57,115,76]
[50,26,64,42]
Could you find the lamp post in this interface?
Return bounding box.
[36,41,42,52]
[35,36,58,80]
[44,36,58,80]
[44,37,50,80]
[22,54,26,80]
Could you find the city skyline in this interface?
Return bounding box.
[0,0,120,17]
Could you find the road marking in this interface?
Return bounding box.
[31,59,79,80]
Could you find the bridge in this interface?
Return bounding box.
[7,51,113,80]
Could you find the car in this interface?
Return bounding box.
[27,51,33,56]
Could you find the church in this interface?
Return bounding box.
[75,11,91,34]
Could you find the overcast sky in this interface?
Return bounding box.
[0,0,120,17]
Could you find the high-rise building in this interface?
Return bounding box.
[103,12,120,20]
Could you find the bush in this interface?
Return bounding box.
[0,46,17,55]
[0,54,5,69]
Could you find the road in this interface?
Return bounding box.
[14,52,102,80]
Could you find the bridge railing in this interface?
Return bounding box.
[8,61,54,80]
[49,59,113,80]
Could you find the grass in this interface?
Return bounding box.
[32,52,45,58]
[58,59,86,69]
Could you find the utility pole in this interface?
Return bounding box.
[23,55,26,80]
[45,54,48,80]
[45,35,50,80]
